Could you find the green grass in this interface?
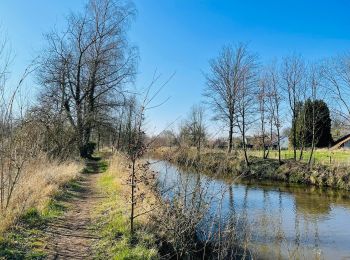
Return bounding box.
[82,159,109,174]
[0,179,82,259]
[248,149,350,166]
[0,206,58,260]
[93,159,158,260]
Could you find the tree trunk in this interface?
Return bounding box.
[277,126,281,164]
[130,159,136,236]
[292,109,297,161]
[242,116,249,166]
[308,101,316,166]
[228,119,233,153]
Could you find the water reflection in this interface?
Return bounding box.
[151,160,350,259]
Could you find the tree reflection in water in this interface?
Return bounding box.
[152,160,350,259]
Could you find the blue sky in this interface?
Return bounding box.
[1,0,350,135]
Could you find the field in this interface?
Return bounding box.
[247,149,350,166]
[174,147,350,167]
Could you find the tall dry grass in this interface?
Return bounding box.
[0,154,82,233]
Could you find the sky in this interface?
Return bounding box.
[1,0,350,136]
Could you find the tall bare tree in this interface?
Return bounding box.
[37,0,137,157]
[322,53,350,127]
[258,74,268,159]
[282,55,305,160]
[307,64,321,166]
[236,60,258,166]
[265,63,283,164]
[204,43,256,154]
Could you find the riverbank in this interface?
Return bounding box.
[151,147,350,191]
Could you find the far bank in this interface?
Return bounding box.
[151,147,350,191]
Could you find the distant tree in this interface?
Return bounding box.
[265,63,283,164]
[257,74,268,159]
[323,54,350,127]
[282,55,306,160]
[179,105,206,155]
[204,43,255,154]
[331,115,348,141]
[289,99,332,148]
[154,130,177,147]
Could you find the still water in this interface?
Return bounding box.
[150,160,350,259]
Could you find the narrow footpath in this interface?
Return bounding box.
[44,160,104,260]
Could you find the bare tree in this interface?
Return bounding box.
[258,74,268,159]
[282,55,305,160]
[265,63,283,164]
[204,44,253,154]
[37,0,137,158]
[307,64,321,166]
[322,53,350,127]
[179,104,206,156]
[235,49,258,166]
[236,77,258,166]
[0,29,11,210]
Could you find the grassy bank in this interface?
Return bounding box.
[248,149,350,166]
[151,147,350,191]
[0,160,83,259]
[93,153,158,259]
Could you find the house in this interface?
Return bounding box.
[331,134,350,149]
[271,136,289,150]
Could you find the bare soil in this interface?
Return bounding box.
[44,164,102,260]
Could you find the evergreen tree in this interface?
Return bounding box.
[289,99,332,148]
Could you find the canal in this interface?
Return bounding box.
[151,160,350,259]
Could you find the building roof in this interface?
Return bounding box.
[331,133,350,149]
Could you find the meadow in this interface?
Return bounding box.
[248,149,350,166]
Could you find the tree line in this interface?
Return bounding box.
[156,43,350,168]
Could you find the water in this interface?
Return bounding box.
[150,160,350,259]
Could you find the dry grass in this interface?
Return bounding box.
[0,154,83,233]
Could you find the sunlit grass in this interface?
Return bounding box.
[159,146,350,166]
[248,149,350,166]
[93,154,158,260]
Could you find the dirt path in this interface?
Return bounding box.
[44,162,102,260]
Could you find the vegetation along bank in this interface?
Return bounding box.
[152,147,350,191]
